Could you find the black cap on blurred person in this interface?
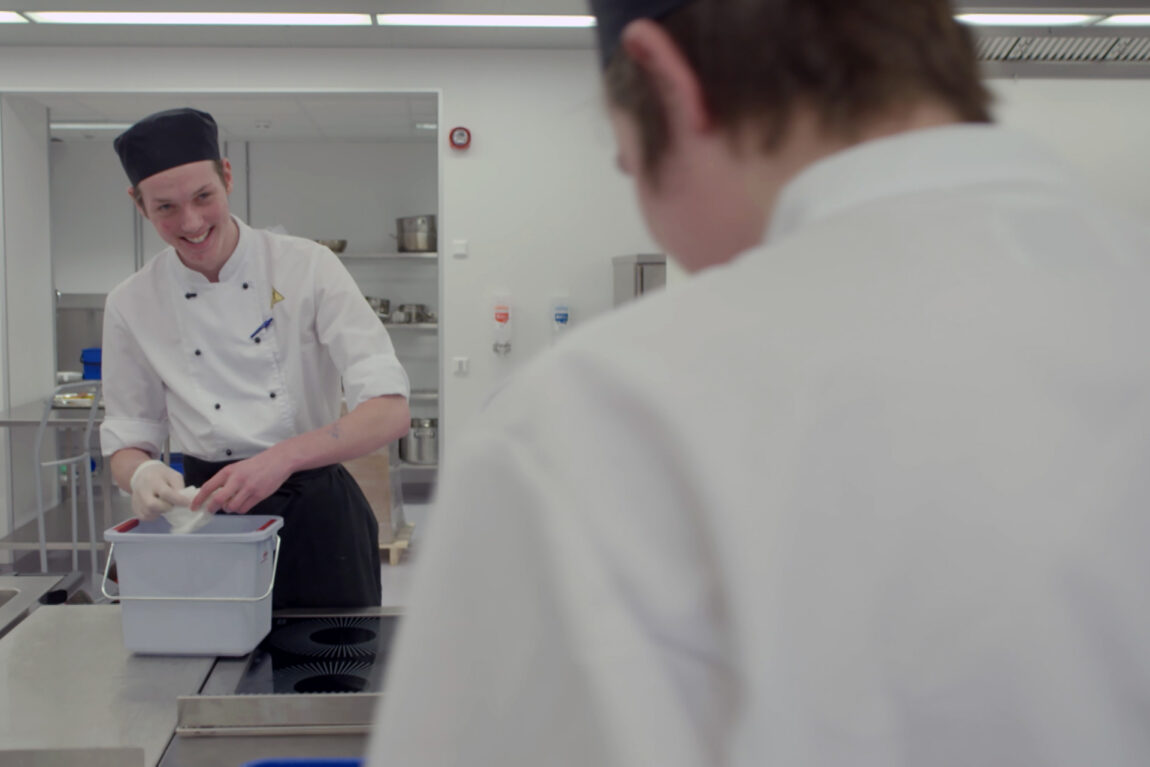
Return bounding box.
[589,0,696,67]
[114,108,221,187]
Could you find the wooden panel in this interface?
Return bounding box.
[343,450,393,544]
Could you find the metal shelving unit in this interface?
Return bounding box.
[382,323,438,330]
[339,252,438,261]
[396,462,438,474]
[344,248,441,493]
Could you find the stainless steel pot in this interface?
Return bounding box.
[397,303,429,323]
[399,418,438,465]
[365,296,390,316]
[395,215,437,253]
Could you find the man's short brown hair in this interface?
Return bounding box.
[606,0,992,175]
[131,158,228,209]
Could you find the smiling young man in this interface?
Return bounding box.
[102,108,411,608]
[134,157,238,281]
[366,1,1150,765]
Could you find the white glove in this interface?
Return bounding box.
[129,459,187,521]
[163,486,213,534]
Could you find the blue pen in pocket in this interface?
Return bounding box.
[250,317,274,339]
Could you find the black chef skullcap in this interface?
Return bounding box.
[114,107,221,187]
[589,0,696,68]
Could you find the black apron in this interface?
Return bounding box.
[183,456,382,609]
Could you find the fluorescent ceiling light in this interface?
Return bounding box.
[955,13,1102,26]
[0,11,27,23]
[377,13,595,28]
[415,123,438,130]
[1096,15,1150,26]
[25,12,373,26]
[50,122,134,131]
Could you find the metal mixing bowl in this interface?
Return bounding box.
[314,239,348,253]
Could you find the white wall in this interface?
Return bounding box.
[0,101,7,557]
[0,45,660,460]
[430,53,659,443]
[50,136,443,406]
[50,138,136,293]
[247,139,441,406]
[248,140,437,251]
[50,137,435,292]
[13,47,1150,473]
[224,140,250,224]
[0,96,56,540]
[989,78,1150,219]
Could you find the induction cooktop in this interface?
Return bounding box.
[234,615,399,695]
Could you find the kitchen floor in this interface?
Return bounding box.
[2,501,431,609]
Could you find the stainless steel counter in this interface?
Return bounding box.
[0,574,68,638]
[0,605,214,767]
[0,604,391,767]
[0,400,104,427]
[158,733,365,767]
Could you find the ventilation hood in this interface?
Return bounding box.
[960,3,1150,75]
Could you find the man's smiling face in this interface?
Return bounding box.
[134,158,238,280]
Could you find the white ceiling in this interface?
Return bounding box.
[12,0,1150,138]
[2,0,1150,50]
[0,23,600,50]
[0,0,598,49]
[41,91,439,143]
[1,1,596,139]
[0,0,1147,50]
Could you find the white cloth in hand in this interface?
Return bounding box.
[129,459,187,521]
[162,486,213,534]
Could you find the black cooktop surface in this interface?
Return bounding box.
[234,615,399,695]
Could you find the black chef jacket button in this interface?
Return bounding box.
[214,403,221,410]
[225,449,233,457]
[254,337,262,344]
[185,292,197,299]
[242,282,249,290]
[194,349,202,356]
[269,392,276,399]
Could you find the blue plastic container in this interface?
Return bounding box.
[241,760,363,767]
[80,347,102,380]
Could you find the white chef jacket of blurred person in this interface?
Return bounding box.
[368,125,1150,766]
[101,217,409,460]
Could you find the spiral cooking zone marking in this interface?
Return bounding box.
[264,617,380,658]
[272,660,376,694]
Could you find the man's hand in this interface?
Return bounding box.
[129,459,187,521]
[191,450,292,514]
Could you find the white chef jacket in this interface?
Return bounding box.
[369,124,1150,767]
[101,217,409,461]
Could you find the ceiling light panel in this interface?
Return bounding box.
[24,12,373,26]
[956,13,1102,27]
[49,122,134,130]
[1096,15,1150,26]
[376,14,595,28]
[0,11,27,23]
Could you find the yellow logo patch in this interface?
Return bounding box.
[271,288,285,309]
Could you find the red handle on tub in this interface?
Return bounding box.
[257,519,276,531]
[114,519,140,532]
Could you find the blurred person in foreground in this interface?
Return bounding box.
[369,1,1150,764]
